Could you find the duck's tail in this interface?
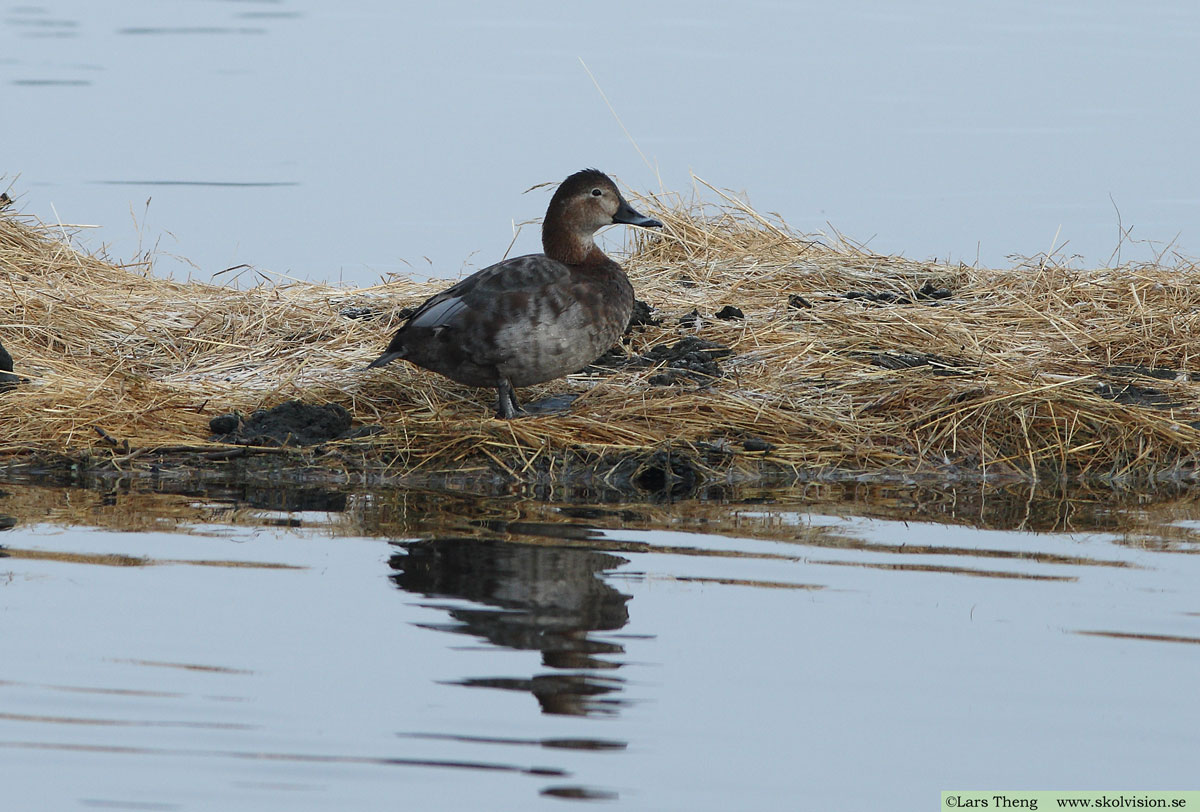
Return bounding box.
[365,346,406,370]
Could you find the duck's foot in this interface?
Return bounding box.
[494,380,520,419]
[492,382,577,418]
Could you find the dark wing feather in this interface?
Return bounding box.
[404,253,572,330]
[369,254,579,375]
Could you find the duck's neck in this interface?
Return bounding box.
[542,226,604,266]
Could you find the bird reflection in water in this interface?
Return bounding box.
[389,537,632,716]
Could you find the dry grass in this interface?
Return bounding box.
[3,184,1200,483]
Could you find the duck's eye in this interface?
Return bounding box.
[591,188,603,197]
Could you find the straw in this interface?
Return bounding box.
[3,184,1200,484]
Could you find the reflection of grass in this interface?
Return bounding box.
[355,481,1200,554]
[0,546,300,569]
[0,711,253,729]
[810,559,1076,581]
[5,475,1200,559]
[2,547,148,566]
[0,478,1191,589]
[666,575,824,590]
[1076,630,1200,645]
[112,658,253,674]
[5,181,1200,485]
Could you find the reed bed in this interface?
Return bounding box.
[3,186,1200,485]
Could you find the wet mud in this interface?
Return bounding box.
[0,339,21,390]
[840,281,954,305]
[587,336,734,386]
[1097,365,1197,412]
[627,299,661,329]
[209,400,367,446]
[863,351,971,375]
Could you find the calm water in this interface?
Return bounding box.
[4,0,1200,282]
[1,477,1198,809]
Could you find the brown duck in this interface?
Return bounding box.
[367,169,662,418]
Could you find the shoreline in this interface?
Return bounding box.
[4,189,1200,491]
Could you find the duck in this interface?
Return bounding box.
[367,169,662,418]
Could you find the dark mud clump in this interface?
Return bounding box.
[1103,365,1186,382]
[842,281,953,305]
[584,346,630,372]
[916,281,953,300]
[583,448,701,499]
[626,299,661,331]
[632,450,699,496]
[342,304,416,322]
[1095,366,1192,411]
[644,337,733,385]
[339,306,381,320]
[714,305,744,321]
[864,350,970,376]
[742,437,774,452]
[677,309,701,329]
[209,400,355,446]
[1,339,20,390]
[588,337,734,386]
[1094,382,1182,410]
[843,291,906,304]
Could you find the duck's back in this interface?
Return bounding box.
[393,252,633,388]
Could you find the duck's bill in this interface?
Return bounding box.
[613,198,663,229]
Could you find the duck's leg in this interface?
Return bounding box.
[494,378,520,419]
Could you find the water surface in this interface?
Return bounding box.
[4,0,1200,281]
[2,477,1197,809]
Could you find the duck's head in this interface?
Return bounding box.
[543,169,662,263]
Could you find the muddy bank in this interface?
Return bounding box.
[9,433,1200,513]
[6,460,1200,546]
[10,374,1200,502]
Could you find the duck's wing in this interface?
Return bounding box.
[368,255,574,370]
[407,254,571,328]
